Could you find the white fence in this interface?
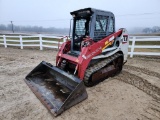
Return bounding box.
[0,35,67,50]
[129,36,160,57]
[0,35,160,57]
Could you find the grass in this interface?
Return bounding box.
[129,41,160,45]
[129,40,160,52]
[128,48,160,52]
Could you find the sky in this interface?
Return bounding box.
[0,0,160,30]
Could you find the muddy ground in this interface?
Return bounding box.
[0,47,160,120]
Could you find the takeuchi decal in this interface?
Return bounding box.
[122,35,128,44]
[82,47,102,59]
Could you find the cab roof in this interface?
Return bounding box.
[70,8,114,17]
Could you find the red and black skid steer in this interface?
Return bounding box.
[25,8,129,116]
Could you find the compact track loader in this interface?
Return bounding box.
[25,8,129,116]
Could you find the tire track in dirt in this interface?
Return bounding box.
[124,65,160,79]
[115,65,160,120]
[133,56,160,63]
[116,65,160,100]
[115,70,160,100]
[141,100,160,120]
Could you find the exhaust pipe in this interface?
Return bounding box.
[25,61,88,116]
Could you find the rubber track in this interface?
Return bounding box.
[84,53,122,86]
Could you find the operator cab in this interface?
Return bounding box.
[70,8,115,55]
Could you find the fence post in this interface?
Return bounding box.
[39,34,43,50]
[19,35,23,49]
[130,36,136,58]
[3,35,7,48]
[63,36,67,42]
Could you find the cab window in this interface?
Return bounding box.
[108,17,114,33]
[94,15,108,41]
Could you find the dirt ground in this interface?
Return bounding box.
[0,47,160,120]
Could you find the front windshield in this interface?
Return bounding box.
[75,19,86,37]
[72,17,90,51]
[74,17,90,39]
